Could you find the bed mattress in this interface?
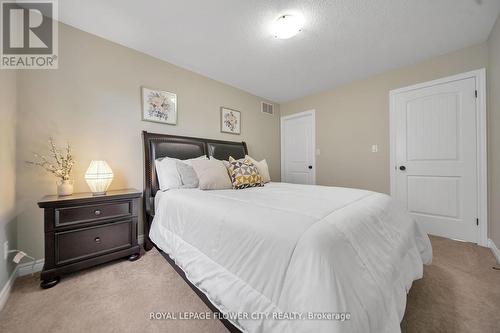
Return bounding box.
[149,182,432,333]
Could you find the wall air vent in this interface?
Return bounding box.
[261,102,274,115]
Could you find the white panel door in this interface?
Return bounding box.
[281,111,315,184]
[393,77,478,242]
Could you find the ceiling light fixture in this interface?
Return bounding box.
[272,14,304,39]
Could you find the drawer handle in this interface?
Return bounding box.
[94,209,102,216]
[94,237,101,244]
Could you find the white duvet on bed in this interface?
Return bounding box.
[149,182,432,333]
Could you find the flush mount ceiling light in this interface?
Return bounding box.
[272,14,304,39]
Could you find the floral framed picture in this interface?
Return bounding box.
[142,87,177,125]
[220,107,241,135]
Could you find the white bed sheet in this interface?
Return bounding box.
[150,182,432,333]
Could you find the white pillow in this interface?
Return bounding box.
[182,155,207,166]
[245,155,271,183]
[155,155,207,190]
[155,158,181,190]
[191,159,232,190]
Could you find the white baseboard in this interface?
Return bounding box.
[0,267,17,313]
[488,239,500,264]
[1,236,146,313]
[0,258,44,313]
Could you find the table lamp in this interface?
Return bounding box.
[84,160,113,195]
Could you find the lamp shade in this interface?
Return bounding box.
[84,160,113,195]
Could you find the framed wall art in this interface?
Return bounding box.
[220,107,241,135]
[142,87,177,125]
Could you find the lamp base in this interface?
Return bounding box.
[92,191,107,196]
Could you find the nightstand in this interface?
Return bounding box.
[37,189,142,288]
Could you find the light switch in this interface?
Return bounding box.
[371,145,378,153]
[316,148,321,156]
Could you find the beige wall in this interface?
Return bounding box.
[0,70,18,290]
[281,43,489,194]
[488,14,500,247]
[15,23,281,260]
[11,18,500,261]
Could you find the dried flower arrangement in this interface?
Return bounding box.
[27,138,75,181]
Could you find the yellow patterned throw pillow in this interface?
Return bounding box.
[227,157,264,189]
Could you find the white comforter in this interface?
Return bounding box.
[150,182,432,333]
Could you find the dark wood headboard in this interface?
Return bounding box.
[142,131,248,250]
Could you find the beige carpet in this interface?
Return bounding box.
[1,236,499,333]
[401,236,500,333]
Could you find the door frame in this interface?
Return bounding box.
[280,109,316,185]
[389,69,487,246]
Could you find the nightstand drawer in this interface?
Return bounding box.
[55,201,132,227]
[55,221,132,265]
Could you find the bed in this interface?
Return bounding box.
[142,131,432,333]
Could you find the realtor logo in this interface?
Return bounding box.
[1,0,58,69]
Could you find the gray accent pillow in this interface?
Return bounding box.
[176,161,199,188]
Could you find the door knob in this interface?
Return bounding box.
[399,165,406,171]
[308,165,313,169]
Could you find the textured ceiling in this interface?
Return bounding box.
[59,0,500,103]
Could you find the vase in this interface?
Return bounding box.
[57,179,74,196]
